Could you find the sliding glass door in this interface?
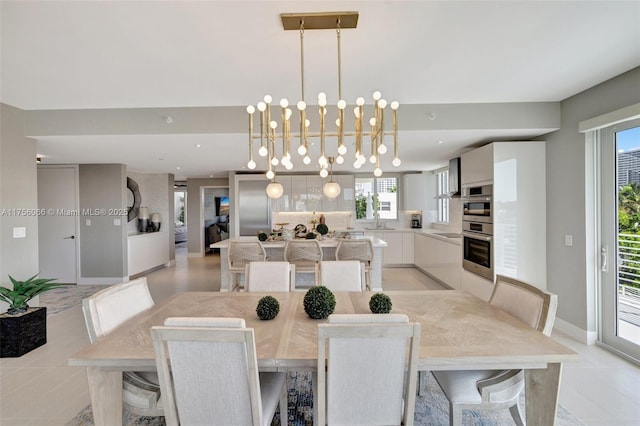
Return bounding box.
[600,119,640,362]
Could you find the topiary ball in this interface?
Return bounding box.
[305,232,316,239]
[303,286,336,319]
[257,232,268,242]
[369,293,392,314]
[316,223,329,235]
[256,295,280,320]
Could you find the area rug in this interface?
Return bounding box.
[67,371,583,425]
[40,284,107,315]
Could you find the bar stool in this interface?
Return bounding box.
[227,240,266,291]
[284,239,323,288]
[335,239,374,290]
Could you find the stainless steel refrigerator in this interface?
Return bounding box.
[238,180,272,236]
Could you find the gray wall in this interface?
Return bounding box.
[545,67,640,332]
[186,178,229,255]
[78,164,127,280]
[168,174,175,261]
[0,103,40,308]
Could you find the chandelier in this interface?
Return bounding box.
[245,12,401,199]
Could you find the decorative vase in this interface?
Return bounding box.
[150,213,161,232]
[138,206,150,232]
[0,307,47,357]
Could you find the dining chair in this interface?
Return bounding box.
[335,239,374,290]
[228,240,267,291]
[151,317,287,426]
[283,239,323,287]
[316,313,421,426]
[431,274,558,425]
[81,277,163,416]
[245,261,296,292]
[319,260,365,291]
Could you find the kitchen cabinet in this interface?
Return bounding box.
[413,232,461,289]
[322,175,355,212]
[370,230,415,266]
[306,176,323,212]
[271,175,291,212]
[278,175,355,213]
[402,232,414,264]
[402,173,427,211]
[461,143,494,185]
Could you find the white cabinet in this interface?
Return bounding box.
[413,232,462,289]
[271,175,291,212]
[291,176,307,211]
[461,143,494,185]
[382,232,404,264]
[402,173,427,211]
[306,176,323,212]
[276,174,355,213]
[402,232,414,264]
[321,174,355,212]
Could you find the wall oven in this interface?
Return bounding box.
[462,221,493,280]
[462,184,492,223]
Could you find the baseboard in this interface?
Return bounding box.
[554,317,597,345]
[77,277,128,285]
[166,259,176,267]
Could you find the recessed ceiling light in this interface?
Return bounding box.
[176,166,181,170]
[437,140,443,144]
[194,144,201,148]
[209,174,213,178]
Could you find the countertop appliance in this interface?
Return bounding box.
[462,184,493,223]
[411,213,422,229]
[238,180,271,236]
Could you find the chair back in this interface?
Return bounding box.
[284,239,323,265]
[489,274,558,336]
[228,241,266,270]
[319,261,364,291]
[82,277,155,343]
[335,239,374,264]
[317,314,421,426]
[151,317,263,426]
[245,261,295,292]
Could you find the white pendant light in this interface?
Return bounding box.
[266,181,284,199]
[323,157,341,198]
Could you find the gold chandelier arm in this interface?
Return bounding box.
[336,18,342,100]
[300,20,305,102]
[393,108,398,158]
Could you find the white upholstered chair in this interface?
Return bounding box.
[316,314,421,426]
[245,261,295,292]
[151,317,287,426]
[335,239,374,290]
[431,274,558,425]
[81,277,163,416]
[319,260,365,291]
[284,239,323,287]
[228,240,267,291]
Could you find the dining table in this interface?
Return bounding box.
[68,290,579,426]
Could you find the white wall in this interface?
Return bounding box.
[127,171,171,235]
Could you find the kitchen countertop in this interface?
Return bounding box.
[210,234,387,248]
[347,227,462,244]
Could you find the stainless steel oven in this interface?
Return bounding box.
[462,184,492,223]
[462,221,493,280]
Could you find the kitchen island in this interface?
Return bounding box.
[210,235,387,291]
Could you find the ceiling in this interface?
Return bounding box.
[2,1,639,179]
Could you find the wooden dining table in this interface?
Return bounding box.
[68,290,579,426]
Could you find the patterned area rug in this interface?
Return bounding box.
[40,284,107,315]
[67,371,583,425]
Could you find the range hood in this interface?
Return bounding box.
[448,157,461,197]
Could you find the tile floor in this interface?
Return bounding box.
[1,246,639,425]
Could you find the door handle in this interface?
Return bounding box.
[601,246,608,272]
[64,235,75,240]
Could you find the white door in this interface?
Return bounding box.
[600,119,640,361]
[38,166,79,283]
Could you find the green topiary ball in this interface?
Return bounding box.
[257,232,268,242]
[316,223,329,235]
[369,293,392,314]
[303,286,336,319]
[256,295,280,320]
[305,232,316,239]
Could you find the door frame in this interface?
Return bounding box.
[37,164,81,284]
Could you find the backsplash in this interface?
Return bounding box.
[272,211,353,231]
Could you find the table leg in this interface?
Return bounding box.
[525,363,562,425]
[86,367,123,426]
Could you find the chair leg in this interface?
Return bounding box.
[279,380,288,424]
[509,403,525,426]
[417,371,426,396]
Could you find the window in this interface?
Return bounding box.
[437,170,449,223]
[355,176,398,221]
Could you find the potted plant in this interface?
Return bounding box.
[303,286,336,319]
[0,274,60,357]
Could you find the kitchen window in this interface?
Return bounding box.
[355,176,398,221]
[437,170,449,223]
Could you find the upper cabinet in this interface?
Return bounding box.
[461,143,494,185]
[402,173,427,211]
[274,174,355,213]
